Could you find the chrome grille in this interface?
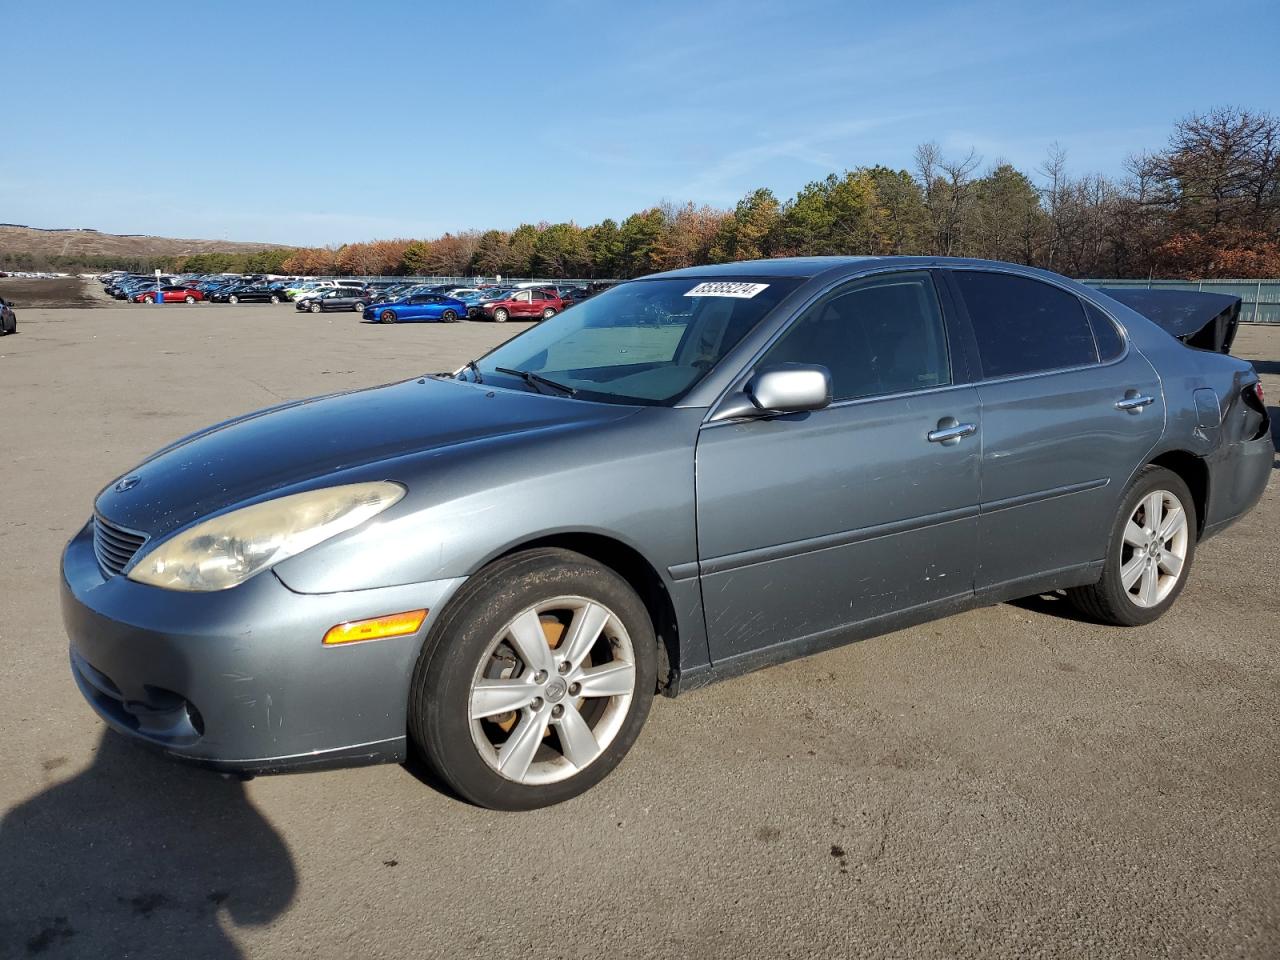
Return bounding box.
[93,515,149,577]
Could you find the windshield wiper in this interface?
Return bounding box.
[463,360,483,383]
[494,366,577,396]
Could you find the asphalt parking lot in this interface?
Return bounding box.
[1,289,1277,959]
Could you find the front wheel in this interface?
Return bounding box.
[229,295,239,304]
[492,308,509,323]
[409,548,657,810]
[271,295,281,304]
[143,295,155,304]
[1067,465,1196,626]
[309,301,321,314]
[380,309,397,324]
[441,309,458,323]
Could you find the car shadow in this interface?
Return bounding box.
[0,731,296,958]
[1005,590,1086,621]
[1249,359,1280,375]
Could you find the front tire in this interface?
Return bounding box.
[409,548,657,810]
[271,295,281,304]
[309,301,321,314]
[143,295,155,304]
[380,309,397,324]
[229,295,239,304]
[492,308,509,323]
[1067,465,1196,626]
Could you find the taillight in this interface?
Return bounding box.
[1242,380,1270,440]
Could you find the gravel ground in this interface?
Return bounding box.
[0,288,1276,960]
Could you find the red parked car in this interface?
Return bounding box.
[132,286,205,304]
[479,287,565,322]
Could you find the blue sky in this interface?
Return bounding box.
[3,0,1277,246]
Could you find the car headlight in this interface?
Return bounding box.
[127,481,405,592]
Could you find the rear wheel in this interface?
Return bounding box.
[184,295,196,304]
[271,295,281,304]
[409,548,656,810]
[1067,465,1196,626]
[492,308,509,323]
[380,309,397,324]
[541,307,556,320]
[442,309,458,323]
[352,301,365,312]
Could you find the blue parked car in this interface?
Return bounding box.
[364,292,469,324]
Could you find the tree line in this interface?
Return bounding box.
[15,108,1275,280]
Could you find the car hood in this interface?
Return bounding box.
[95,377,638,538]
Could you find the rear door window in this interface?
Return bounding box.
[952,271,1098,378]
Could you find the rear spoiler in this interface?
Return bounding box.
[1098,288,1241,354]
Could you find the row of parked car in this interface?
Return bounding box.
[97,272,611,323]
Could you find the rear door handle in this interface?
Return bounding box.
[927,420,977,445]
[1115,394,1155,412]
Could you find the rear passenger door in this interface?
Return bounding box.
[943,269,1164,594]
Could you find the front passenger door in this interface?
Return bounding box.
[695,271,982,667]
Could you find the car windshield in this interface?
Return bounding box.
[470,276,801,406]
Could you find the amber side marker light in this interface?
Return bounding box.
[323,609,427,645]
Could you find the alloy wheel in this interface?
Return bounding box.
[1120,489,1189,608]
[468,597,636,785]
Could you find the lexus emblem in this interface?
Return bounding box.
[114,475,142,492]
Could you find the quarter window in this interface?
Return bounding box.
[1085,302,1125,361]
[952,271,1098,378]
[759,272,951,402]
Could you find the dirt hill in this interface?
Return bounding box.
[0,224,289,260]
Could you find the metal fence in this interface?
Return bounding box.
[1082,278,1280,324]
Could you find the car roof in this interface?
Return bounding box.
[643,256,883,280]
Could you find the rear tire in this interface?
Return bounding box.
[184,295,196,304]
[541,307,556,320]
[409,548,657,810]
[1067,465,1196,626]
[271,295,281,304]
[442,309,458,323]
[352,301,365,312]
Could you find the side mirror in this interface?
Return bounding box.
[713,364,832,421]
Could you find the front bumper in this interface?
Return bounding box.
[61,519,465,774]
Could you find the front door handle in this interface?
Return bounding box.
[1115,393,1155,412]
[927,418,977,445]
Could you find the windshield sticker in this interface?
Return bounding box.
[684,281,770,299]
